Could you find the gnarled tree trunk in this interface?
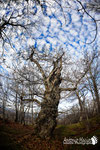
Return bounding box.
[33,59,62,138]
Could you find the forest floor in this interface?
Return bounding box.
[0,115,100,150]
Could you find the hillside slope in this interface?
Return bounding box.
[0,116,100,150]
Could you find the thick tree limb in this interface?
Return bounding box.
[27,50,46,80]
[31,58,46,79]
[47,52,64,83]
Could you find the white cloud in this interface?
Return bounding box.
[27,38,35,46]
[71,13,80,22]
[70,29,78,36]
[47,37,56,45]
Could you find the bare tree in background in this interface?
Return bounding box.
[84,50,100,114]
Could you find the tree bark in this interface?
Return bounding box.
[32,58,62,138]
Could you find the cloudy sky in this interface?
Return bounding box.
[0,0,100,111]
[0,0,100,66]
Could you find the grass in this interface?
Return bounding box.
[55,115,100,150]
[0,115,100,150]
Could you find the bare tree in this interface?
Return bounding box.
[84,50,100,114]
[21,47,78,138]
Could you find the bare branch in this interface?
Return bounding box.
[60,87,76,92]
[76,0,98,44]
[23,98,41,105]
